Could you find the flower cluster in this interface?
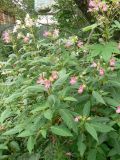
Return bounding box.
[91,58,116,76]
[37,71,58,89]
[70,76,85,94]
[2,31,11,43]
[43,29,59,39]
[65,36,83,48]
[88,0,108,12]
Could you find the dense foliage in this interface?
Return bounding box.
[0,0,120,160]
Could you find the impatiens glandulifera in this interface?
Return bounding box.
[109,58,116,67]
[99,68,105,76]
[116,106,120,114]
[70,76,77,85]
[78,85,85,94]
[2,31,11,43]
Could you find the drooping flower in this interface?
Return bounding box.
[77,40,83,48]
[91,62,97,68]
[70,76,77,85]
[116,106,120,113]
[109,58,115,67]
[44,80,51,89]
[23,36,30,43]
[78,85,85,94]
[43,31,52,37]
[65,40,73,48]
[37,76,45,85]
[51,71,58,80]
[99,68,105,76]
[2,31,11,43]
[102,3,108,11]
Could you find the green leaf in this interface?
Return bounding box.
[77,137,86,157]
[104,97,120,106]
[40,129,47,138]
[0,144,8,150]
[27,136,35,154]
[22,85,45,94]
[91,123,113,133]
[92,91,105,105]
[85,123,98,142]
[87,149,97,160]
[64,97,77,102]
[17,130,34,137]
[9,141,20,152]
[83,101,91,116]
[31,103,49,114]
[53,71,69,89]
[0,109,12,124]
[51,125,73,137]
[44,109,53,120]
[3,126,22,136]
[4,92,22,104]
[82,23,98,32]
[59,109,78,133]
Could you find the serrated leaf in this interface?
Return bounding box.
[3,126,22,136]
[51,125,73,137]
[59,109,78,133]
[92,91,105,105]
[83,101,91,116]
[77,136,86,157]
[0,144,8,150]
[64,97,77,102]
[4,92,22,104]
[44,109,53,120]
[31,104,49,114]
[40,129,47,138]
[17,130,34,137]
[104,97,120,106]
[87,149,97,160]
[0,109,12,124]
[85,123,98,142]
[91,123,113,133]
[82,23,98,32]
[27,136,35,154]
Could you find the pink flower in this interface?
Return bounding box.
[109,58,115,67]
[91,62,97,68]
[74,116,81,122]
[116,106,120,113]
[43,31,52,37]
[99,68,105,76]
[44,80,51,89]
[102,3,108,11]
[77,40,83,48]
[51,71,58,80]
[37,76,45,85]
[70,76,77,85]
[89,0,96,7]
[65,40,73,48]
[78,85,85,94]
[2,31,11,43]
[23,36,29,43]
